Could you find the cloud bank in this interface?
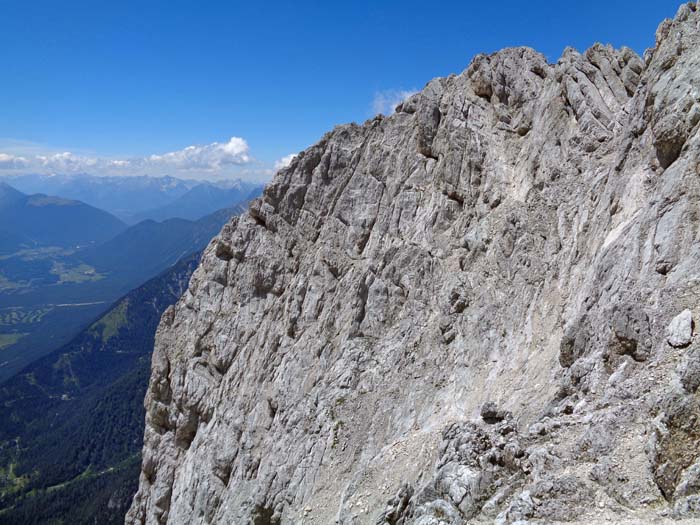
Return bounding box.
[0,153,28,169]
[148,137,251,170]
[0,137,262,180]
[38,152,98,172]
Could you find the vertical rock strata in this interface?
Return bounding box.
[128,4,700,524]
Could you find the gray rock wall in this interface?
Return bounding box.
[128,3,700,523]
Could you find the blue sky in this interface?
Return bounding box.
[0,0,683,181]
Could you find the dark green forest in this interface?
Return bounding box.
[0,252,200,524]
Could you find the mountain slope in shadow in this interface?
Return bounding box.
[0,182,126,255]
[0,252,201,524]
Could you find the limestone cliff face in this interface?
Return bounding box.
[128,4,700,524]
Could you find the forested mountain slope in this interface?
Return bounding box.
[0,252,201,524]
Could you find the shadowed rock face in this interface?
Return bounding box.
[128,3,700,524]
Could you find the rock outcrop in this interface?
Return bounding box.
[128,3,700,524]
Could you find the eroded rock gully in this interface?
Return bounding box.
[128,4,700,524]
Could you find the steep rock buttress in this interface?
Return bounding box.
[128,4,700,524]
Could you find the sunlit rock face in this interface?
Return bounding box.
[128,3,700,524]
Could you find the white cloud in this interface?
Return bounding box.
[0,136,271,181]
[372,89,418,115]
[37,152,98,172]
[0,153,28,169]
[148,137,251,170]
[274,153,296,171]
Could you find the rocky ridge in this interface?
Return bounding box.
[128,3,700,523]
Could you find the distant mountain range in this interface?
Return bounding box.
[79,207,246,291]
[0,182,126,255]
[128,181,261,223]
[1,174,263,223]
[0,252,201,524]
[0,180,260,382]
[1,174,195,221]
